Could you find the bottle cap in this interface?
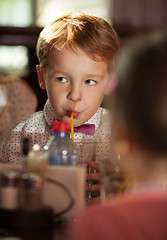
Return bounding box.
[51,120,70,134]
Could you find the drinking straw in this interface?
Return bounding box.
[70,112,74,142]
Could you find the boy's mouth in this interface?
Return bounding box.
[67,111,79,118]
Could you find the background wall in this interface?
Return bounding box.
[112,0,167,28]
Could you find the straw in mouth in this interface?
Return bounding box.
[70,112,74,142]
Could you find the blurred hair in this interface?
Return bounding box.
[112,30,167,154]
[36,12,120,70]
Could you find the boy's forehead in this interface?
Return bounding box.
[49,45,87,58]
[47,44,108,64]
[46,45,108,67]
[49,45,80,58]
[44,47,109,79]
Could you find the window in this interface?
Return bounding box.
[0,0,33,27]
[0,46,28,77]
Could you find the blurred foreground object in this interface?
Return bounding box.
[68,29,167,240]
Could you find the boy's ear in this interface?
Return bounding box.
[104,72,118,95]
[36,65,46,90]
[114,123,132,157]
[104,73,111,95]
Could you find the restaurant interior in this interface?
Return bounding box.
[0,0,167,239]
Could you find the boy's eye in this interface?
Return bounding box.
[56,77,67,83]
[85,79,96,85]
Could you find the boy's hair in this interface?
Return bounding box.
[36,12,120,70]
[112,30,167,155]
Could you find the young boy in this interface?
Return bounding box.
[0,12,120,164]
[0,13,120,197]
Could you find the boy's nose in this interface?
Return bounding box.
[67,86,82,102]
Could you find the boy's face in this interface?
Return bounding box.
[38,46,108,127]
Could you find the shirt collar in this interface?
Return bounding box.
[44,99,55,125]
[84,107,102,131]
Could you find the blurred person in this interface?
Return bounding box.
[0,73,37,136]
[68,30,167,240]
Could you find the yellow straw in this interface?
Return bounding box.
[70,112,74,142]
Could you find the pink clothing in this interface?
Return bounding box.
[68,191,167,240]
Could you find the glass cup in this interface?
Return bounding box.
[100,155,125,203]
[74,140,96,200]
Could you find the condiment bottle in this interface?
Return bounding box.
[19,172,43,211]
[45,120,77,166]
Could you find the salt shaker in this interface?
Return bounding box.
[0,170,20,209]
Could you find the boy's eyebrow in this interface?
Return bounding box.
[86,74,104,79]
[50,70,104,79]
[50,70,68,76]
